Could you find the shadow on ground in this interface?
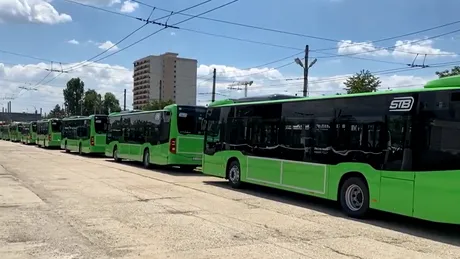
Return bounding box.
[104,159,205,177]
[204,180,460,247]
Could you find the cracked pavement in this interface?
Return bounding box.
[0,141,459,259]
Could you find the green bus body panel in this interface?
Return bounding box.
[203,151,460,224]
[412,171,460,224]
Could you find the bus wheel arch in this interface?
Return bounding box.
[226,158,242,188]
[338,172,370,218]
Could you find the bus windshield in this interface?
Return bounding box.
[51,120,62,132]
[177,106,206,135]
[31,123,37,133]
[94,116,108,134]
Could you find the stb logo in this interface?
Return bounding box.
[389,96,414,112]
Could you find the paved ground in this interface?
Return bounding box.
[0,141,459,259]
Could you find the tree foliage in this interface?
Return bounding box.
[102,92,121,114]
[63,78,85,116]
[47,104,66,119]
[83,89,103,115]
[142,99,174,111]
[344,69,381,94]
[62,78,121,116]
[435,66,460,78]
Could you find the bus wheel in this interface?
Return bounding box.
[227,160,242,189]
[142,149,150,169]
[113,147,122,162]
[339,177,369,218]
[65,142,70,153]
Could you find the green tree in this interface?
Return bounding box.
[47,104,65,119]
[435,66,460,78]
[63,78,85,116]
[344,69,381,94]
[83,89,103,115]
[102,92,121,114]
[142,99,174,111]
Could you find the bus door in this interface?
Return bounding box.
[378,116,415,217]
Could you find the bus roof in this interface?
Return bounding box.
[62,114,107,121]
[208,76,460,108]
[108,109,166,117]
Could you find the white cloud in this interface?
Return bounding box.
[67,39,79,45]
[97,41,119,51]
[337,39,456,58]
[393,39,457,57]
[120,0,138,13]
[0,61,132,113]
[0,0,72,24]
[170,32,176,36]
[337,40,390,56]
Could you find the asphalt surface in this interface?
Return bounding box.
[0,140,459,259]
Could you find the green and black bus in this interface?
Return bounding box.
[37,119,62,148]
[202,76,460,225]
[20,122,37,144]
[0,124,10,140]
[20,122,30,144]
[105,104,206,169]
[9,122,22,142]
[61,115,108,154]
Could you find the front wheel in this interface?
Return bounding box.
[142,149,150,169]
[227,160,242,189]
[339,177,370,218]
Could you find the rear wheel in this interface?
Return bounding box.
[339,177,370,218]
[113,147,122,162]
[142,149,150,169]
[227,160,242,189]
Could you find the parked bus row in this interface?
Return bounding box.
[2,76,460,225]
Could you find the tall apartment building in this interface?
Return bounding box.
[132,52,198,110]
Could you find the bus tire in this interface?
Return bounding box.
[65,142,70,153]
[142,149,150,169]
[113,147,122,162]
[227,159,242,189]
[339,176,370,218]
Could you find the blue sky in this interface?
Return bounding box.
[1,0,460,112]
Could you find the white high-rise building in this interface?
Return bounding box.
[132,52,197,110]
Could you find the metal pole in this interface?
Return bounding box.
[123,89,126,111]
[211,68,216,102]
[304,44,309,97]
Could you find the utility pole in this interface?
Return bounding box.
[304,45,309,97]
[211,68,216,102]
[294,45,317,97]
[123,89,126,111]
